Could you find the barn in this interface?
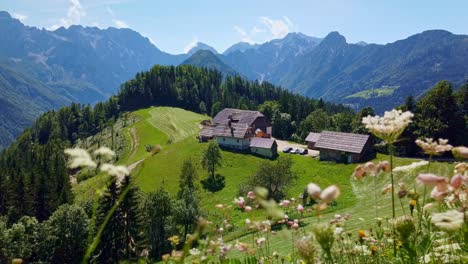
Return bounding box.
[250,137,278,158]
[314,131,374,163]
[305,132,321,150]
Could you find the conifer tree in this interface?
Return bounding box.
[143,187,173,260]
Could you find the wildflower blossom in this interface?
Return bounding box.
[307,183,321,199]
[415,138,453,156]
[320,185,340,203]
[279,200,291,207]
[100,163,129,178]
[362,109,414,143]
[295,236,316,263]
[256,237,266,246]
[297,204,304,213]
[454,162,466,174]
[244,205,252,212]
[431,210,464,232]
[234,197,245,208]
[430,186,447,201]
[393,160,429,172]
[450,174,463,189]
[364,162,377,174]
[353,165,366,180]
[377,160,391,172]
[382,184,392,194]
[245,218,251,225]
[168,235,180,246]
[247,191,255,199]
[423,203,434,211]
[416,173,447,187]
[189,248,200,256]
[64,148,97,169]
[93,146,115,161]
[452,146,468,160]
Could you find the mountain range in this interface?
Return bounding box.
[1,9,467,149]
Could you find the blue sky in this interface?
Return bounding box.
[1,0,467,54]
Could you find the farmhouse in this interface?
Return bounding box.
[305,132,321,150]
[199,108,272,151]
[250,137,278,158]
[314,131,374,163]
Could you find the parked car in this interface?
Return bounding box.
[290,148,300,154]
[282,147,293,153]
[299,149,308,155]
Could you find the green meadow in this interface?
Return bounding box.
[73,106,455,256]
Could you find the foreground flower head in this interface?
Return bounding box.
[415,138,453,156]
[100,163,130,178]
[320,185,340,203]
[431,210,465,232]
[307,183,321,200]
[416,173,447,187]
[393,160,429,172]
[362,109,414,143]
[93,146,116,161]
[452,146,468,160]
[64,148,97,169]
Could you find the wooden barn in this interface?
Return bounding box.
[314,131,374,163]
[305,132,321,150]
[249,137,278,158]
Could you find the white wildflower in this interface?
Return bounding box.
[362,109,413,143]
[189,248,200,256]
[100,163,129,177]
[353,245,371,255]
[64,148,97,169]
[334,227,344,235]
[93,146,115,161]
[393,160,428,172]
[415,138,453,156]
[431,210,464,232]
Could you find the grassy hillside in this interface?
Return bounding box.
[73,106,455,257]
[345,86,399,99]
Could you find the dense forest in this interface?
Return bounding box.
[0,64,467,262]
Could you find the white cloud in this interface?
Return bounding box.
[112,19,129,28]
[50,0,86,30]
[259,16,293,39]
[107,6,129,28]
[234,16,294,44]
[183,37,198,53]
[12,12,28,22]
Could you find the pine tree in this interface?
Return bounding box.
[119,175,143,260]
[143,187,173,261]
[94,176,124,263]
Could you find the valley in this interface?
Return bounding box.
[73,106,455,258]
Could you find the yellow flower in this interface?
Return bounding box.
[358,230,366,238]
[168,235,180,246]
[409,199,417,206]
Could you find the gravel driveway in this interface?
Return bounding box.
[274,139,319,157]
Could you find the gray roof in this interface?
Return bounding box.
[199,126,216,137]
[213,108,264,126]
[314,131,370,154]
[211,123,251,139]
[305,132,321,143]
[250,137,276,149]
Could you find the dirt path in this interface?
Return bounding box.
[128,127,139,161]
[127,159,144,172]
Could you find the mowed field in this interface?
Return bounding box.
[73,107,455,256]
